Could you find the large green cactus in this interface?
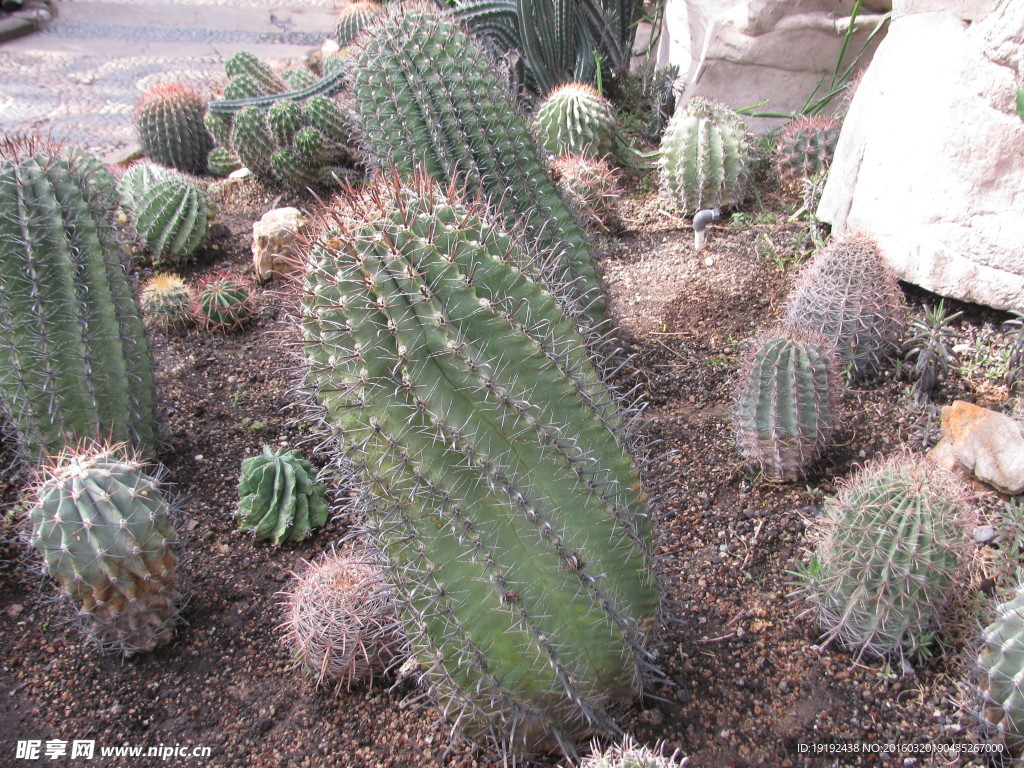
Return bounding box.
[29,445,182,655]
[300,177,659,759]
[0,139,158,462]
[349,5,608,332]
[236,445,328,545]
[979,586,1024,758]
[135,82,214,175]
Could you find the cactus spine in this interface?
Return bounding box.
[0,139,158,462]
[336,0,383,45]
[140,273,194,331]
[135,82,214,175]
[300,177,658,759]
[531,82,619,159]
[28,445,183,655]
[773,116,840,195]
[120,167,212,266]
[196,274,253,332]
[979,586,1024,758]
[551,154,622,233]
[236,446,328,545]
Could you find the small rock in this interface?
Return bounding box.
[640,709,664,726]
[929,401,1024,494]
[253,207,309,283]
[704,256,714,267]
[228,167,251,180]
[778,680,791,693]
[973,524,997,544]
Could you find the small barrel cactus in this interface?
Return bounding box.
[135,82,214,175]
[140,273,194,331]
[224,50,289,96]
[979,586,1024,759]
[336,0,383,45]
[551,154,622,233]
[784,232,906,381]
[118,162,172,213]
[130,172,213,267]
[28,445,183,655]
[795,454,971,661]
[282,549,407,689]
[531,82,618,159]
[733,326,840,482]
[236,446,328,545]
[580,737,688,768]
[658,97,752,216]
[773,116,841,195]
[207,147,242,177]
[196,274,253,332]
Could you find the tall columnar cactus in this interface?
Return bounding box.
[658,97,752,216]
[733,326,840,482]
[135,82,214,175]
[979,586,1024,758]
[336,0,383,45]
[531,82,618,159]
[0,139,158,463]
[784,232,906,380]
[795,454,971,660]
[300,177,659,759]
[236,446,328,545]
[773,116,841,195]
[349,5,608,332]
[28,445,183,655]
[120,167,212,267]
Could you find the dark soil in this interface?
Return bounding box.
[0,174,1011,768]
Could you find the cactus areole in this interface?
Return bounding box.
[299,177,659,758]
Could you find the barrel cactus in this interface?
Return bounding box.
[196,274,253,332]
[580,737,688,768]
[135,82,214,175]
[300,176,660,759]
[336,0,383,45]
[784,232,906,381]
[0,138,158,463]
[978,586,1024,759]
[236,446,328,545]
[733,326,840,482]
[224,50,289,96]
[795,454,971,661]
[773,116,841,195]
[121,168,212,267]
[551,154,622,233]
[658,97,752,216]
[140,273,194,331]
[531,82,618,159]
[28,445,183,655]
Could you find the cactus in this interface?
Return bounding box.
[130,173,212,267]
[773,116,841,195]
[658,98,752,216]
[224,51,289,96]
[206,147,242,177]
[550,154,621,233]
[795,454,971,660]
[733,327,840,482]
[28,445,183,655]
[300,176,659,759]
[236,445,328,545]
[350,5,609,332]
[580,736,688,768]
[784,232,906,381]
[140,273,194,331]
[267,100,305,147]
[282,68,318,91]
[336,0,383,45]
[531,82,618,159]
[230,106,277,178]
[118,162,173,213]
[282,549,406,689]
[196,274,253,332]
[978,586,1024,759]
[135,82,214,175]
[0,138,158,463]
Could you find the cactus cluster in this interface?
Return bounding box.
[580,737,688,768]
[282,550,406,689]
[195,274,253,332]
[336,0,383,45]
[795,454,970,660]
[733,326,840,482]
[300,176,659,759]
[28,445,183,655]
[773,116,841,195]
[658,98,752,216]
[140,273,194,331]
[531,82,618,159]
[551,154,622,233]
[349,5,608,332]
[135,82,214,175]
[0,139,158,463]
[784,232,905,380]
[978,586,1024,759]
[236,446,328,545]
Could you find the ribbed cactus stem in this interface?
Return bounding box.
[135,82,214,174]
[531,82,619,159]
[979,587,1024,758]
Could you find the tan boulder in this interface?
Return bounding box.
[252,207,308,283]
[927,401,1024,495]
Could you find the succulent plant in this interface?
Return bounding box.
[733,326,840,482]
[784,232,906,381]
[336,0,383,45]
[300,176,659,760]
[978,585,1024,759]
[531,82,618,159]
[135,82,214,175]
[28,444,183,655]
[236,446,328,545]
[580,736,688,768]
[282,549,406,689]
[206,147,242,177]
[0,138,158,462]
[773,116,841,195]
[550,154,622,233]
[282,68,318,91]
[128,172,213,267]
[118,162,173,212]
[795,454,971,661]
[196,274,252,332]
[140,273,194,331]
[658,98,752,216]
[224,51,289,96]
[902,300,962,404]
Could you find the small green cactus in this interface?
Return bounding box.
[773,116,841,195]
[550,154,621,233]
[979,586,1024,759]
[336,0,383,45]
[135,82,214,175]
[140,273,194,331]
[224,51,289,96]
[130,173,213,267]
[531,82,618,159]
[580,737,688,768]
[196,274,253,332]
[236,446,328,545]
[206,147,242,177]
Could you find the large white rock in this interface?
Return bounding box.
[817,1,1024,312]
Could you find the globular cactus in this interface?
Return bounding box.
[658,97,752,216]
[978,586,1024,759]
[282,549,407,689]
[28,445,183,655]
[550,154,622,233]
[224,51,289,96]
[140,273,194,331]
[773,116,841,195]
[230,106,277,178]
[282,68,318,91]
[349,5,609,333]
[135,82,214,175]
[236,445,328,545]
[784,232,906,381]
[127,171,213,267]
[118,161,172,213]
[0,139,158,463]
[336,0,383,45]
[733,327,840,482]
[196,274,253,332]
[300,176,659,760]
[580,737,688,768]
[531,82,618,159]
[795,454,971,661]
[206,147,241,177]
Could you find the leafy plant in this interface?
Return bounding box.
[902,300,962,403]
[1003,311,1024,393]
